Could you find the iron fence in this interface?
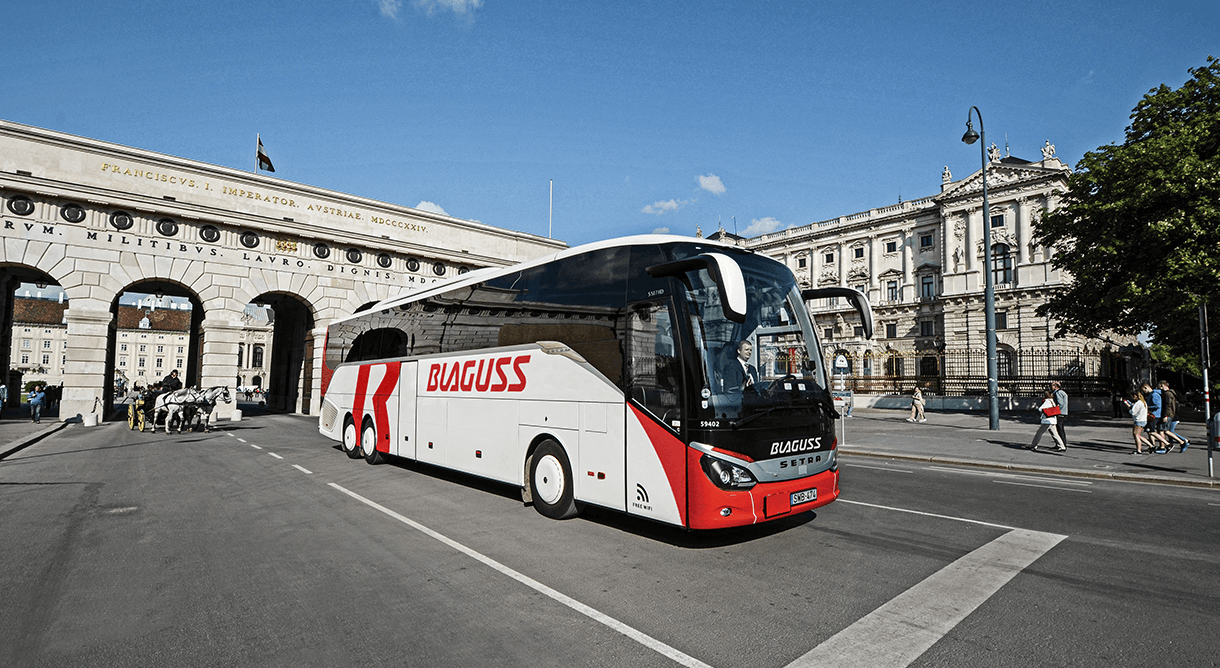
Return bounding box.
[834,348,1129,398]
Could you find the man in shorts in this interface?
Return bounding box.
[1140,382,1172,452]
[1157,380,1190,452]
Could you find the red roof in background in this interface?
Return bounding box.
[13,298,191,332]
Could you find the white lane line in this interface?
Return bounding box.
[268,452,283,460]
[788,528,1066,668]
[925,466,1093,487]
[292,464,313,475]
[994,480,1091,493]
[1209,503,1220,507]
[328,483,712,668]
[237,437,247,443]
[837,499,1018,531]
[249,444,263,450]
[226,433,235,438]
[848,463,914,474]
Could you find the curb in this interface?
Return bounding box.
[0,421,71,461]
[838,449,1220,489]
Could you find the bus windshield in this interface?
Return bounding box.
[682,256,828,421]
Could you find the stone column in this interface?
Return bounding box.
[1016,197,1032,265]
[61,307,114,422]
[200,317,243,420]
[965,208,979,275]
[308,325,329,415]
[868,235,879,290]
[902,227,914,301]
[837,242,846,287]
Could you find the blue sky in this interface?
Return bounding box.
[6,1,1217,247]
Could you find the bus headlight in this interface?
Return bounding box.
[700,454,757,490]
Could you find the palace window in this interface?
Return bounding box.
[992,244,1013,284]
[885,323,897,338]
[886,241,897,253]
[921,275,935,299]
[920,320,935,337]
[176,359,184,369]
[156,358,164,368]
[920,234,933,248]
[824,328,834,341]
[22,339,30,349]
[252,345,264,368]
[854,247,864,259]
[797,257,807,268]
[42,354,50,365]
[991,214,1005,228]
[138,357,146,367]
[996,311,1009,330]
[887,281,899,302]
[824,252,834,264]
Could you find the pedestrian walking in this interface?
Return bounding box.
[1139,383,1172,452]
[1029,390,1066,451]
[1126,391,1154,455]
[1051,381,1069,447]
[906,386,926,422]
[28,384,46,424]
[1157,380,1191,452]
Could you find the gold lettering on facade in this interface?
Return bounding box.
[100,162,197,188]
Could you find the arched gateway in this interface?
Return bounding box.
[0,120,565,421]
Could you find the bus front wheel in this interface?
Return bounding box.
[529,440,579,520]
[342,418,361,459]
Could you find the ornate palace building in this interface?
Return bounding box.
[744,142,1139,406]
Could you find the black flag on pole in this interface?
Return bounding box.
[257,136,275,172]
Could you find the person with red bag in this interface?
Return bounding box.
[1029,390,1066,451]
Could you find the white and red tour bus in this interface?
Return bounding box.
[318,235,873,529]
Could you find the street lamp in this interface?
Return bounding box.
[962,106,1000,430]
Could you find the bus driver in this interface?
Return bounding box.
[722,340,759,392]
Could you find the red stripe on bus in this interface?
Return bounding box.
[371,362,401,452]
[628,404,687,526]
[353,365,371,449]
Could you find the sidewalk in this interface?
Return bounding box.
[838,408,1220,488]
[0,408,70,459]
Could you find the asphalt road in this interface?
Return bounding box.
[2,414,1218,667]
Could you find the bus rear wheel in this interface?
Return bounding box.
[342,418,361,459]
[529,440,579,520]
[361,421,385,465]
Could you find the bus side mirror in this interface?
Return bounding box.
[647,253,747,323]
[802,286,874,340]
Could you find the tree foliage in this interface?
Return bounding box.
[1035,57,1220,368]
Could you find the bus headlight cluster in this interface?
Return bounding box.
[700,455,757,490]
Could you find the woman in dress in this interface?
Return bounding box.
[1030,390,1066,451]
[906,386,926,423]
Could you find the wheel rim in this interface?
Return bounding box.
[362,426,376,457]
[343,423,357,452]
[533,454,565,505]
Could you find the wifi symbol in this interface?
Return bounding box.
[635,484,649,504]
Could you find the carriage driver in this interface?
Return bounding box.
[162,369,183,392]
[143,382,166,422]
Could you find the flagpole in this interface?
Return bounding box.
[256,133,260,173]
[549,179,553,239]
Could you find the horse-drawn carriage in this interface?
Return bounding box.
[127,386,232,433]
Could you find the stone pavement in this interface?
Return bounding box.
[4,402,1219,488]
[838,407,1220,488]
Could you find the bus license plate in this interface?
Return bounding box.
[791,488,817,506]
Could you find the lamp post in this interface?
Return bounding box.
[961,106,1000,430]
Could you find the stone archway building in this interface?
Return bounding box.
[0,120,566,421]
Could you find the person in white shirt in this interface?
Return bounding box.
[1029,390,1066,451]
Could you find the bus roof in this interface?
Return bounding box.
[332,234,753,326]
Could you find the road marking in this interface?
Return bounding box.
[237,437,247,443]
[925,466,1093,487]
[226,433,235,438]
[848,463,914,474]
[1210,503,1220,507]
[268,452,283,460]
[838,499,1018,530]
[328,483,712,668]
[249,444,262,450]
[994,480,1091,493]
[292,464,312,475]
[788,528,1066,668]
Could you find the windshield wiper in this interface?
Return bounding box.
[731,406,782,429]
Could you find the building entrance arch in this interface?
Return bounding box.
[108,280,204,409]
[243,291,316,414]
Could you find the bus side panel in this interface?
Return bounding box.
[574,402,626,512]
[450,397,519,481]
[318,364,359,442]
[624,404,685,527]
[416,397,447,466]
[356,362,400,454]
[396,361,418,459]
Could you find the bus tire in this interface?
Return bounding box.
[342,417,361,459]
[529,440,579,520]
[361,420,385,465]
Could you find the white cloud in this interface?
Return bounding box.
[379,0,402,19]
[652,227,670,235]
[742,217,785,237]
[642,199,687,215]
[415,200,448,215]
[413,0,483,16]
[697,174,726,195]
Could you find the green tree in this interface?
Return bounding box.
[1035,57,1220,369]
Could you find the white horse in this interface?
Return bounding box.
[154,386,231,433]
[190,386,232,432]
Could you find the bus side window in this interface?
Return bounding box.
[625,303,681,427]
